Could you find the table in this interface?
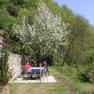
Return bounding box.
[29,67,45,73]
[28,67,47,83]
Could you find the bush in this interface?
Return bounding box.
[79,64,94,82]
[0,49,9,86]
[0,8,16,30]
[42,55,54,66]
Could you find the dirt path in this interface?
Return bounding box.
[55,75,79,94]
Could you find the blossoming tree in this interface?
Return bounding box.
[13,1,69,66]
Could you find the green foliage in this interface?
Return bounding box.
[0,0,39,30]
[63,15,94,67]
[0,8,16,30]
[0,0,94,84]
[7,4,18,17]
[52,65,94,94]
[60,5,74,23]
[0,49,9,86]
[44,0,60,14]
[0,0,9,7]
[18,8,37,24]
[79,64,94,82]
[9,0,39,8]
[44,0,94,68]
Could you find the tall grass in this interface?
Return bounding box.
[50,64,94,94]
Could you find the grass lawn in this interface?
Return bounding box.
[10,67,69,94]
[10,83,68,94]
[10,65,94,94]
[0,86,3,94]
[51,65,94,94]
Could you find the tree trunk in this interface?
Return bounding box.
[35,49,41,67]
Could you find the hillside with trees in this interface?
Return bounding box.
[0,0,94,94]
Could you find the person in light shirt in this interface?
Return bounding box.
[42,61,48,76]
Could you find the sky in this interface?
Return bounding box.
[55,0,94,25]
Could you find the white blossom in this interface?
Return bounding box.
[12,1,70,57]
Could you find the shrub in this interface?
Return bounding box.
[79,64,94,82]
[41,55,54,66]
[0,49,9,86]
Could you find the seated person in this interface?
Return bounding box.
[42,61,48,73]
[24,62,43,78]
[25,62,43,73]
[42,61,48,67]
[24,62,32,73]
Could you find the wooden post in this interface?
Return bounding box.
[39,63,42,83]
